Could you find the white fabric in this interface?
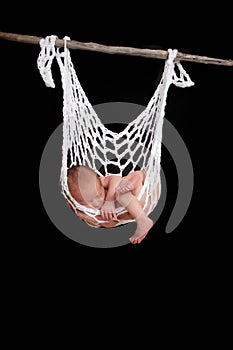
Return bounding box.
[37,35,194,227]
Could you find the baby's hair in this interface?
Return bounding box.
[67,165,99,204]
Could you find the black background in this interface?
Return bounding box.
[1,6,232,286]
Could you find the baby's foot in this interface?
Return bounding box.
[116,173,141,194]
[129,217,153,244]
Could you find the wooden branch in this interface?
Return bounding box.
[0,31,232,67]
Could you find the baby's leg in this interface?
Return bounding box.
[116,190,153,244]
[116,171,145,195]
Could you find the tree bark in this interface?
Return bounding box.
[0,31,232,67]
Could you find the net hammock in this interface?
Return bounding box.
[37,35,194,227]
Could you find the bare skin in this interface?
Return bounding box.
[115,180,153,244]
[67,166,154,244]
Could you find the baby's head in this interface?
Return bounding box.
[67,165,105,209]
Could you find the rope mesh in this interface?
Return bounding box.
[37,35,194,226]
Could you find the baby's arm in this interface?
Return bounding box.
[100,176,122,221]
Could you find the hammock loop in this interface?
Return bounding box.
[63,36,70,51]
[167,48,178,63]
[172,61,195,88]
[165,48,194,88]
[37,34,58,88]
[63,36,70,72]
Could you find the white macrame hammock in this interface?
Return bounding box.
[37,35,194,227]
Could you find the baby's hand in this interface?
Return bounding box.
[100,201,117,221]
[116,179,133,194]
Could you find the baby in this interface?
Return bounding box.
[67,165,154,244]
